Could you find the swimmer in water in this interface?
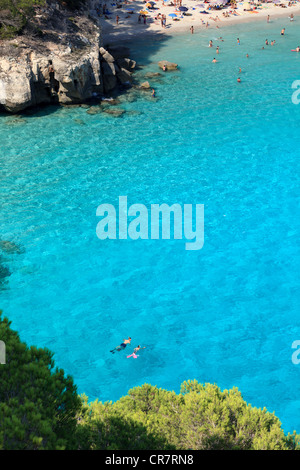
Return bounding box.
[133,345,146,353]
[127,345,146,359]
[209,40,213,47]
[281,28,285,36]
[110,337,131,353]
[212,58,217,63]
[151,89,155,97]
[237,77,241,83]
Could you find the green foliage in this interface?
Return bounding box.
[0,312,81,449]
[0,0,85,39]
[0,0,45,39]
[76,382,300,450]
[75,393,174,450]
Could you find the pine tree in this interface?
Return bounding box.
[0,311,81,449]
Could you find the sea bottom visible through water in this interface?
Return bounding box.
[0,19,300,433]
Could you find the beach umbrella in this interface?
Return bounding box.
[139,10,149,14]
[169,12,177,16]
[179,6,188,10]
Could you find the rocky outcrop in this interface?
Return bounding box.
[0,6,136,113]
[158,61,178,71]
[0,44,136,113]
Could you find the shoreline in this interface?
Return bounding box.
[99,2,300,45]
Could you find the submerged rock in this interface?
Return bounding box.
[144,72,162,79]
[102,107,125,117]
[73,118,85,125]
[101,98,121,106]
[0,263,10,285]
[127,110,143,116]
[5,117,27,126]
[0,240,24,254]
[86,106,102,115]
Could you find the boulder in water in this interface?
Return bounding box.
[158,61,178,71]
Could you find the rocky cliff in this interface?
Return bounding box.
[0,1,136,113]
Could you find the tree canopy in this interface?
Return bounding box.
[0,311,81,449]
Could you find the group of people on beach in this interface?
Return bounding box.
[110,337,146,359]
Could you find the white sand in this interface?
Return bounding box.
[98,0,300,43]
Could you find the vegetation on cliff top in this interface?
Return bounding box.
[0,0,86,39]
[0,310,299,450]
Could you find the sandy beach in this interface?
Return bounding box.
[96,0,300,43]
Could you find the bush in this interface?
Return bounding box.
[76,381,300,450]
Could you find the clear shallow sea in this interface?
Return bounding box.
[1,19,300,432]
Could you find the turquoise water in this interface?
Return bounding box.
[1,19,300,433]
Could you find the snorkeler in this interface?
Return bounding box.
[110,337,131,353]
[127,345,146,359]
[134,345,146,353]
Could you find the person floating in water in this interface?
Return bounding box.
[110,337,131,353]
[127,345,146,359]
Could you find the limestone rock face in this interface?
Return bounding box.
[0,45,136,113]
[0,62,37,113]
